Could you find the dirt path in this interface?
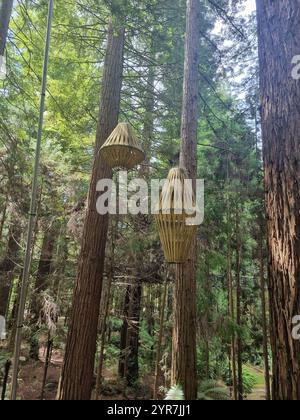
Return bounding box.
[245,365,267,401]
[247,388,266,401]
[17,348,63,400]
[17,347,154,400]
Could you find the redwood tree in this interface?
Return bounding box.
[57,20,125,400]
[119,285,131,379]
[256,0,300,400]
[29,222,58,360]
[0,224,20,318]
[171,0,201,400]
[0,0,13,57]
[126,283,142,386]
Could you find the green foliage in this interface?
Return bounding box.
[165,385,184,401]
[164,381,230,401]
[108,316,123,332]
[198,380,230,401]
[242,367,257,397]
[139,320,155,373]
[105,342,121,361]
[0,0,267,400]
[0,350,10,381]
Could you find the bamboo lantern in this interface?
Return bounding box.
[154,168,198,264]
[99,122,145,170]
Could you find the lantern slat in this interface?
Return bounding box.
[99,122,145,170]
[155,168,198,264]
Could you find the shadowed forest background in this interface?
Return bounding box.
[0,0,300,401]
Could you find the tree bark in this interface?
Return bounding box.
[141,54,155,167]
[259,232,271,401]
[0,192,8,243]
[9,218,39,352]
[1,360,11,401]
[126,283,142,387]
[95,276,113,400]
[95,218,116,400]
[57,21,125,400]
[202,255,211,379]
[171,0,201,400]
[52,223,68,300]
[228,244,238,400]
[118,282,142,387]
[235,211,243,401]
[29,223,57,360]
[0,224,20,318]
[8,274,21,352]
[153,281,168,399]
[0,0,13,56]
[119,285,131,379]
[256,0,300,400]
[145,286,155,365]
[40,333,53,400]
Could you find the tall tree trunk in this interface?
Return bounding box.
[40,332,53,400]
[8,215,39,352]
[0,224,20,318]
[256,0,300,400]
[0,0,13,56]
[141,54,155,167]
[226,157,237,400]
[118,282,142,387]
[235,210,243,400]
[29,223,57,360]
[57,21,125,400]
[1,360,11,400]
[119,285,131,379]
[153,281,168,399]
[95,277,112,400]
[0,192,8,243]
[52,223,68,300]
[8,274,21,352]
[171,0,201,400]
[126,283,142,387]
[228,245,238,400]
[203,256,211,379]
[145,286,155,365]
[259,232,271,401]
[95,218,116,400]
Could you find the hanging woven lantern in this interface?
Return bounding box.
[99,122,145,170]
[155,168,198,264]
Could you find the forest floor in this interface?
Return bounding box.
[246,366,266,401]
[15,347,266,400]
[17,347,62,400]
[17,346,155,400]
[247,388,266,400]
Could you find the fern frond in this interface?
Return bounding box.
[165,385,184,400]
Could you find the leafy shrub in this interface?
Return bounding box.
[242,367,257,397]
[0,350,10,381]
[198,380,230,401]
[164,381,230,401]
[165,385,184,400]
